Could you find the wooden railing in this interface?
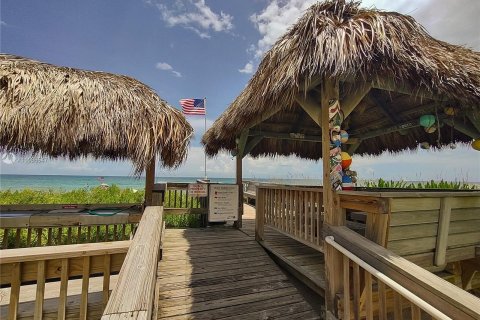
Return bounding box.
[256,184,324,250]
[326,226,480,320]
[163,183,208,226]
[102,206,164,319]
[0,240,129,319]
[0,204,142,249]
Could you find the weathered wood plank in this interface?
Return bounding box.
[102,206,163,319]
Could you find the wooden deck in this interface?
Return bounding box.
[242,205,326,297]
[156,223,323,319]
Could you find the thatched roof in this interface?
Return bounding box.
[0,54,193,174]
[202,0,480,159]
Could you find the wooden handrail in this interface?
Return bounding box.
[326,225,480,320]
[0,241,130,319]
[102,206,164,320]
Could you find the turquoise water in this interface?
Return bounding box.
[0,174,323,191]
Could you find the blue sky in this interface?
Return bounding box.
[1,0,479,181]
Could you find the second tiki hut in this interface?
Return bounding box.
[0,54,193,202]
[202,1,480,159]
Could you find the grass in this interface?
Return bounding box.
[0,186,206,248]
[362,179,477,190]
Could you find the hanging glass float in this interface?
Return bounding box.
[424,126,437,133]
[419,115,436,128]
[420,142,430,149]
[472,139,480,151]
[444,107,457,116]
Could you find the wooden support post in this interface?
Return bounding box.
[321,78,345,318]
[255,188,265,241]
[145,156,156,206]
[435,197,452,266]
[235,130,248,229]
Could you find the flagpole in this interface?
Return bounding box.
[204,97,207,179]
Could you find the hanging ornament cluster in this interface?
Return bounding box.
[328,99,344,190]
[328,100,357,191]
[341,152,357,190]
[419,114,436,134]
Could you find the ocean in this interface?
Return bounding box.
[0,174,323,191]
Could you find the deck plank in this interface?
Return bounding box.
[156,224,322,319]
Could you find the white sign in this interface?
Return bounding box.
[188,183,208,197]
[208,184,239,222]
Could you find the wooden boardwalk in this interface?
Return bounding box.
[156,225,323,319]
[241,206,326,297]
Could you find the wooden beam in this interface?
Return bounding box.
[443,119,480,139]
[321,78,344,318]
[435,197,452,267]
[342,82,371,118]
[242,136,263,157]
[296,92,321,126]
[371,78,450,102]
[467,110,480,133]
[347,141,362,155]
[369,90,400,123]
[235,130,248,228]
[248,130,359,144]
[352,119,421,140]
[144,156,156,206]
[236,130,249,158]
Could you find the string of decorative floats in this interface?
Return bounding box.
[419,107,480,151]
[328,99,356,191]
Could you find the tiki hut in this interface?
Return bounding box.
[202,0,480,160]
[0,54,193,202]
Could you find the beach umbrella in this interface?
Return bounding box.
[0,54,193,176]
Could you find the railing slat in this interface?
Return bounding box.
[103,254,111,310]
[8,262,21,320]
[343,255,351,320]
[393,291,402,320]
[57,258,69,320]
[365,271,373,320]
[378,281,387,319]
[15,228,21,248]
[353,261,360,320]
[47,228,52,246]
[80,256,91,320]
[34,260,46,320]
[36,228,42,246]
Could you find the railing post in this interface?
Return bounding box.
[255,187,265,242]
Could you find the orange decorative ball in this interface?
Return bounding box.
[341,152,352,169]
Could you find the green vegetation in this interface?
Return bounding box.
[0,185,144,204]
[0,224,135,249]
[363,179,477,190]
[0,185,205,248]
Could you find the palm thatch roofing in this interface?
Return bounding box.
[202,0,480,160]
[0,54,193,175]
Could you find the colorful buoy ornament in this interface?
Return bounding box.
[419,115,436,128]
[472,139,480,151]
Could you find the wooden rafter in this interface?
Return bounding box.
[248,130,359,144]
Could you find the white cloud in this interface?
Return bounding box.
[249,0,316,58]
[155,62,173,70]
[238,61,254,74]
[0,20,7,26]
[184,117,214,139]
[148,0,233,39]
[155,61,182,78]
[171,70,182,77]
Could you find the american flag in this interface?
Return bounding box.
[180,98,206,115]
